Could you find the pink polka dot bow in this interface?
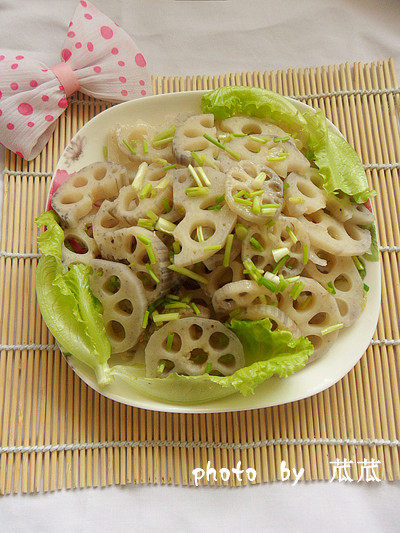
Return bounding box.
[0,1,150,160]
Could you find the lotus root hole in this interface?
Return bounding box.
[103,275,121,294]
[308,312,328,325]
[190,225,215,242]
[334,275,351,292]
[136,271,157,290]
[163,333,182,353]
[293,291,313,311]
[64,236,88,254]
[327,226,341,240]
[73,176,88,188]
[184,128,203,138]
[241,123,262,135]
[183,139,208,152]
[101,214,119,229]
[84,223,93,238]
[158,359,175,375]
[209,332,229,350]
[245,140,262,153]
[60,192,83,205]
[188,348,208,365]
[297,181,316,197]
[306,335,323,350]
[93,166,107,180]
[199,116,212,127]
[116,299,133,315]
[126,235,137,254]
[337,299,349,317]
[106,320,126,342]
[218,353,235,367]
[270,319,278,331]
[189,324,203,340]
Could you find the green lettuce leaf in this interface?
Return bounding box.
[201,86,370,203]
[112,319,313,404]
[35,211,112,385]
[363,222,379,262]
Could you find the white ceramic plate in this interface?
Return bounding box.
[50,90,381,413]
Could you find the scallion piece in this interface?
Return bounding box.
[137,218,155,230]
[283,182,290,190]
[141,310,150,329]
[139,182,152,199]
[188,164,203,187]
[153,312,180,324]
[250,237,264,252]
[266,152,289,161]
[146,209,158,223]
[155,176,170,190]
[235,224,248,241]
[157,361,166,374]
[272,247,291,263]
[234,190,247,199]
[186,186,209,197]
[249,189,264,197]
[254,171,267,185]
[252,196,261,214]
[152,136,173,147]
[302,245,308,265]
[152,157,169,166]
[166,332,175,351]
[232,132,247,137]
[103,145,108,160]
[167,264,207,284]
[191,151,204,166]
[172,241,181,254]
[327,281,336,294]
[203,133,241,160]
[137,233,152,246]
[123,138,136,155]
[146,244,156,264]
[223,234,234,267]
[263,271,280,285]
[197,167,211,186]
[132,162,149,191]
[163,163,177,171]
[249,135,269,144]
[216,194,225,204]
[145,264,160,284]
[273,135,290,143]
[155,217,176,235]
[197,226,204,242]
[164,302,190,309]
[162,198,172,213]
[234,197,253,207]
[286,226,297,244]
[243,258,262,283]
[142,138,148,154]
[265,219,276,229]
[204,244,222,252]
[207,204,223,211]
[152,125,176,143]
[290,281,305,300]
[364,283,370,293]
[272,255,290,274]
[191,302,201,316]
[321,323,344,336]
[289,196,305,204]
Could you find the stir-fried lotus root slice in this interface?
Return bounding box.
[238,304,302,338]
[225,161,283,224]
[89,259,146,354]
[299,210,371,256]
[172,168,237,267]
[203,260,244,298]
[325,194,375,226]
[283,171,326,217]
[173,114,218,165]
[145,317,244,377]
[304,253,363,327]
[212,280,277,315]
[51,162,129,227]
[109,165,175,226]
[279,276,341,360]
[108,122,174,165]
[242,216,311,276]
[94,226,172,302]
[216,117,309,176]
[62,214,99,267]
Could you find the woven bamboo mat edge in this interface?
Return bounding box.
[0,58,399,493]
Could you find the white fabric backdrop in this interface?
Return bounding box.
[1,1,400,531]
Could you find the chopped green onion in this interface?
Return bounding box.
[150,189,158,198]
[197,167,211,186]
[172,241,181,254]
[273,135,290,143]
[166,332,175,350]
[196,226,204,242]
[167,264,207,284]
[252,196,261,214]
[152,157,169,166]
[234,197,253,207]
[163,163,177,171]
[207,204,223,211]
[191,302,201,316]
[218,133,233,143]
[186,186,209,197]
[260,207,278,217]
[146,209,158,223]
[283,182,290,190]
[297,294,312,310]
[321,323,344,335]
[132,162,149,191]
[266,152,289,161]
[142,138,148,154]
[249,135,269,144]
[216,194,225,204]
[249,189,264,197]
[139,182,152,199]
[289,196,305,204]
[272,255,290,274]
[157,361,166,374]
[265,219,276,228]
[272,247,291,263]
[152,125,176,143]
[191,151,204,166]
[263,271,280,285]
[254,171,267,185]
[243,258,262,283]
[204,362,212,374]
[204,244,222,252]
[364,283,370,293]
[232,132,247,137]
[103,145,108,160]
[141,310,150,329]
[123,138,136,155]
[222,234,234,267]
[235,224,248,241]
[164,302,190,309]
[137,218,155,230]
[250,237,264,252]
[202,156,219,170]
[155,217,176,235]
[327,281,336,294]
[155,176,170,190]
[286,226,297,244]
[203,133,241,160]
[234,189,247,199]
[353,256,366,279]
[137,233,152,246]
[258,276,276,292]
[302,245,308,265]
[145,264,160,284]
[146,243,156,264]
[188,164,203,187]
[153,312,180,324]
[166,294,180,301]
[152,136,173,147]
[290,281,305,300]
[162,198,172,213]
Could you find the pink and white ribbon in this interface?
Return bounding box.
[0,1,150,160]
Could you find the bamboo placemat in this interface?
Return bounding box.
[0,58,399,494]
